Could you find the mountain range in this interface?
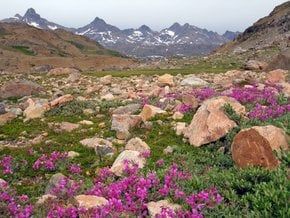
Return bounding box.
[1,8,240,57]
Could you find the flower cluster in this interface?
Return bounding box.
[47,204,79,218]
[0,180,33,218]
[229,85,290,121]
[68,164,82,174]
[248,103,290,121]
[176,104,193,113]
[78,162,222,217]
[33,151,68,171]
[192,87,216,101]
[0,155,14,175]
[49,177,82,199]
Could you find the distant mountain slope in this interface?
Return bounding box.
[2,8,234,57]
[0,22,134,72]
[222,31,241,40]
[2,8,69,31]
[219,1,290,53]
[76,19,229,57]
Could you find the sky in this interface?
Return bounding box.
[0,0,288,34]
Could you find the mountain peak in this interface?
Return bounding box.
[170,22,181,29]
[92,17,106,24]
[25,8,36,16]
[138,25,152,32]
[14,14,22,19]
[23,8,41,20]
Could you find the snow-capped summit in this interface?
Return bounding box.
[1,8,233,57]
[2,8,67,30]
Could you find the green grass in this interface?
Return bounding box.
[0,71,289,216]
[11,45,36,56]
[135,115,289,217]
[86,58,242,78]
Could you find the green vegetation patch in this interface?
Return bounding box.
[11,45,36,56]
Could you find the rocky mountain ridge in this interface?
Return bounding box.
[1,8,240,57]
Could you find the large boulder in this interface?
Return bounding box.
[48,67,79,76]
[111,114,142,139]
[184,96,245,147]
[158,74,174,87]
[140,105,166,122]
[80,137,115,156]
[110,150,146,176]
[231,125,289,169]
[0,80,43,99]
[147,200,181,217]
[74,195,108,209]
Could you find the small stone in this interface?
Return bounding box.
[99,75,112,85]
[0,103,6,115]
[112,103,141,115]
[45,173,66,194]
[98,122,106,128]
[180,76,208,87]
[30,134,45,145]
[111,114,142,140]
[67,151,80,158]
[147,200,181,217]
[266,69,287,83]
[79,120,94,125]
[125,137,150,153]
[55,122,80,133]
[175,122,186,136]
[80,137,115,156]
[182,95,199,109]
[158,74,174,87]
[101,93,114,101]
[36,194,57,205]
[8,108,22,116]
[49,94,74,109]
[244,60,268,71]
[110,150,145,176]
[0,112,17,126]
[172,111,184,120]
[140,105,166,122]
[67,72,81,83]
[74,195,108,209]
[163,146,174,154]
[83,108,94,115]
[48,67,79,76]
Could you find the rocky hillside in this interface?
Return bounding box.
[2,8,237,57]
[218,1,289,55]
[0,22,135,72]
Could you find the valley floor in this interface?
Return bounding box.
[0,66,289,217]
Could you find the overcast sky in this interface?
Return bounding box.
[0,0,288,33]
